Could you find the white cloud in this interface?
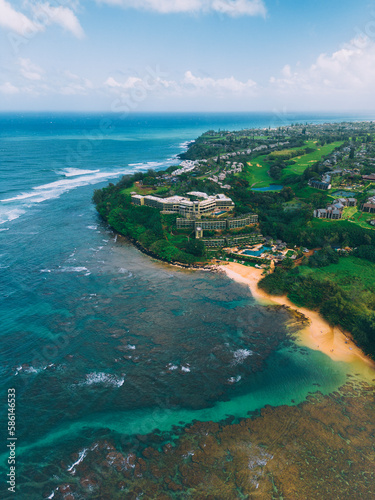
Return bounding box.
[19,58,43,80]
[183,70,256,92]
[0,0,84,38]
[104,72,174,91]
[97,0,267,17]
[0,0,39,35]
[104,76,144,89]
[31,2,85,39]
[58,70,93,94]
[270,36,375,94]
[0,82,19,94]
[211,0,266,17]
[103,71,256,98]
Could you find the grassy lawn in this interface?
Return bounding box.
[281,141,344,180]
[292,185,324,200]
[241,141,344,189]
[299,256,375,294]
[345,210,375,229]
[241,155,273,188]
[121,184,170,196]
[331,206,375,230]
[342,206,357,219]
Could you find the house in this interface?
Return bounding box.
[362,203,375,213]
[362,174,375,181]
[309,180,332,190]
[314,208,327,218]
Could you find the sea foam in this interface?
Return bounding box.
[232,349,253,365]
[80,372,125,387]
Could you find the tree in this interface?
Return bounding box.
[186,239,205,257]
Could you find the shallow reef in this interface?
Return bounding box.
[33,379,375,500]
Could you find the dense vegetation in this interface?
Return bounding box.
[94,179,206,265]
[259,255,375,358]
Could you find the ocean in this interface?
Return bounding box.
[1,112,374,499]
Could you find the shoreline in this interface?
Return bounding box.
[222,262,375,378]
[118,226,374,376]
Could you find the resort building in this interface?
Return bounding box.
[363,203,375,213]
[201,233,263,248]
[309,179,332,190]
[314,207,342,219]
[314,197,356,220]
[131,193,235,218]
[176,214,258,231]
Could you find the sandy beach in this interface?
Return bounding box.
[223,262,375,378]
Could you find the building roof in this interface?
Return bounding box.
[186,191,208,199]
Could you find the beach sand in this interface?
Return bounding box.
[223,262,375,378]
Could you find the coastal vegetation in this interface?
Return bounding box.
[94,181,206,264]
[258,254,375,357]
[95,121,375,357]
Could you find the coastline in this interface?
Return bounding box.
[222,262,375,378]
[119,226,375,376]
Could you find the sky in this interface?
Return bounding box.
[1,0,375,112]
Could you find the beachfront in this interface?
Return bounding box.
[222,262,375,379]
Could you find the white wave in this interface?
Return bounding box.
[232,349,253,365]
[0,207,26,225]
[0,227,10,231]
[58,167,100,177]
[14,364,49,375]
[87,225,97,230]
[130,159,176,171]
[67,448,88,474]
[126,344,136,350]
[166,363,178,371]
[0,155,180,225]
[80,372,125,387]
[60,267,88,273]
[228,375,242,383]
[118,268,133,278]
[181,365,190,373]
[0,169,132,204]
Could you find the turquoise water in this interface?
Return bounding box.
[243,246,272,257]
[250,184,283,191]
[331,190,357,197]
[0,112,372,497]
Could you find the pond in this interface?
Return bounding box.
[251,185,283,192]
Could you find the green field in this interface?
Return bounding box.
[120,184,170,196]
[241,156,273,188]
[313,207,375,231]
[342,209,375,229]
[281,141,344,179]
[241,141,344,189]
[299,256,375,294]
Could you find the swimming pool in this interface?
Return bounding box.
[243,246,272,257]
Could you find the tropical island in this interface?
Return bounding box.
[94,121,375,360]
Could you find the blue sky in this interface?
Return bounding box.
[1,0,375,111]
